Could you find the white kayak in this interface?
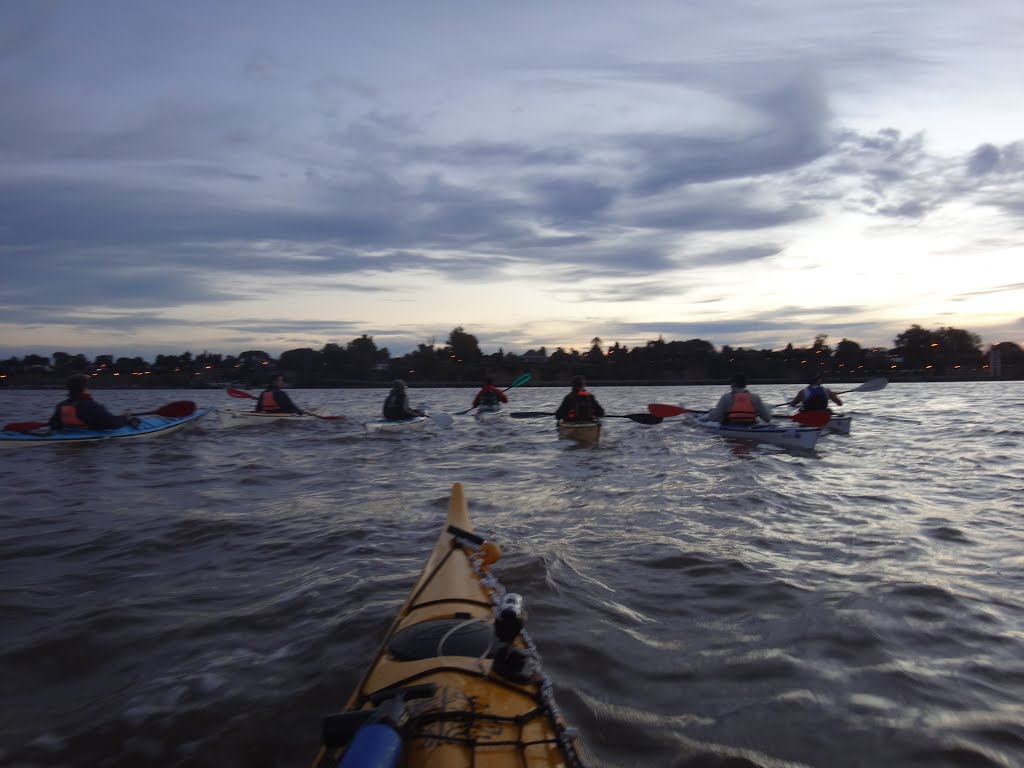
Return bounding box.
[218,406,328,428]
[474,406,507,422]
[693,417,820,450]
[0,407,213,447]
[364,415,431,433]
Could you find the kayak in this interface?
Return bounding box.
[312,482,587,768]
[693,417,820,450]
[364,416,431,433]
[0,407,213,447]
[474,405,506,422]
[556,419,601,446]
[218,406,327,428]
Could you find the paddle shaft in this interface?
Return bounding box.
[509,411,662,425]
[646,403,827,427]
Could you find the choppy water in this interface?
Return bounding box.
[2,382,1022,768]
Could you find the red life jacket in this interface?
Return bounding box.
[260,390,281,411]
[726,391,757,424]
[60,402,88,428]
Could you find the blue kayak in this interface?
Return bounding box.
[0,407,213,447]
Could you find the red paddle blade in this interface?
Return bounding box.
[3,421,48,433]
[647,403,687,418]
[785,411,831,428]
[156,400,196,418]
[226,388,256,399]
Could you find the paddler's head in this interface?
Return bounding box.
[67,373,90,396]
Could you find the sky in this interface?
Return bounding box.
[1,0,1022,360]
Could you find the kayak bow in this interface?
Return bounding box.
[312,482,587,768]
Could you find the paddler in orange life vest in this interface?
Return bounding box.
[255,374,304,414]
[471,377,509,412]
[789,374,843,411]
[555,375,605,422]
[48,374,141,431]
[702,373,774,424]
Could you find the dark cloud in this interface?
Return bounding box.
[1,8,1021,357]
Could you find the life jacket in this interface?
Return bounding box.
[726,390,757,424]
[259,390,281,411]
[802,385,829,411]
[478,387,501,406]
[383,391,407,420]
[60,402,88,428]
[567,391,595,422]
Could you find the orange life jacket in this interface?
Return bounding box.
[726,391,757,424]
[60,403,88,427]
[260,390,281,411]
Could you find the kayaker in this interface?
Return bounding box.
[702,373,773,424]
[382,379,425,420]
[49,374,141,431]
[255,375,304,414]
[555,375,605,422]
[789,374,843,411]
[471,377,509,411]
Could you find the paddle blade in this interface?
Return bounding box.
[226,388,256,399]
[429,413,455,429]
[648,403,687,418]
[842,377,888,395]
[510,412,555,419]
[616,413,663,425]
[781,411,831,428]
[505,373,532,390]
[3,421,48,433]
[312,414,345,421]
[156,400,196,418]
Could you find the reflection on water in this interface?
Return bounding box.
[1,382,1023,767]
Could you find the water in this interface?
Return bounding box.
[2,382,1022,768]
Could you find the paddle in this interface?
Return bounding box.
[3,421,49,434]
[428,412,454,428]
[510,411,663,425]
[772,376,889,408]
[457,373,533,416]
[224,388,343,420]
[132,400,196,418]
[646,403,828,428]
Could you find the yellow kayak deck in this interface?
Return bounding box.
[556,419,601,446]
[312,482,586,768]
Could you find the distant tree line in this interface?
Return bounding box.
[2,325,1021,388]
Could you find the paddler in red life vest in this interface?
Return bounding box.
[554,375,605,422]
[702,373,774,424]
[471,377,509,412]
[789,374,843,411]
[255,374,304,414]
[48,374,141,431]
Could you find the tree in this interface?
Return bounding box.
[893,325,935,369]
[834,339,863,368]
[445,327,482,363]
